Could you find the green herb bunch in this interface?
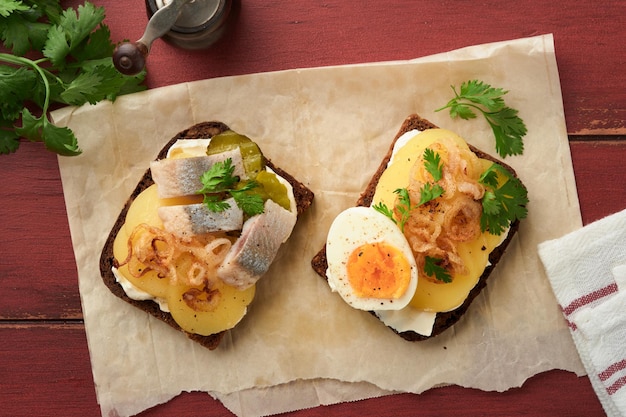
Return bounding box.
[436,80,527,158]
[0,0,146,156]
[198,158,266,217]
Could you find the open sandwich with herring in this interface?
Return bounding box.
[311,114,528,341]
[100,122,314,350]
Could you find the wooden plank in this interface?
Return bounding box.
[6,0,623,148]
[0,142,81,320]
[0,323,101,417]
[570,140,626,224]
[71,0,626,135]
[0,323,604,416]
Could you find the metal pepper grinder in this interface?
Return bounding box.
[113,0,233,75]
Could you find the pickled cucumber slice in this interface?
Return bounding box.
[255,170,290,211]
[206,130,264,177]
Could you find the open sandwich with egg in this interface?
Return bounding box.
[100,121,314,350]
[311,114,527,341]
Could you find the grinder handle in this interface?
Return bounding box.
[112,0,190,75]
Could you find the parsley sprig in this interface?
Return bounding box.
[392,188,413,232]
[0,1,146,156]
[373,148,444,231]
[435,80,527,158]
[198,158,265,216]
[423,148,443,181]
[373,185,443,232]
[416,183,444,206]
[478,163,528,235]
[424,256,452,283]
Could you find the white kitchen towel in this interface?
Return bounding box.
[538,208,626,417]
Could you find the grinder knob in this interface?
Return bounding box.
[113,0,233,75]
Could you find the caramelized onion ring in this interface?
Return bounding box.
[120,223,232,288]
[182,285,222,312]
[443,195,482,242]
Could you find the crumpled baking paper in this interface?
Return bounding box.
[52,34,585,417]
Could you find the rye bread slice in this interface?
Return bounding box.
[100,121,314,350]
[310,114,521,341]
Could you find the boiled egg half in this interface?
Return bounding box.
[325,206,418,310]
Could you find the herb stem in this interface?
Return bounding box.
[0,52,28,67]
[0,53,53,114]
[438,100,486,116]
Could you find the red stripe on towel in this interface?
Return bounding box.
[607,375,626,395]
[599,359,626,381]
[562,283,618,316]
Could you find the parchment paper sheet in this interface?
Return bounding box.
[53,34,585,417]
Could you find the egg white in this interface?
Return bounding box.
[325,206,418,311]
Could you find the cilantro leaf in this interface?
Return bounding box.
[371,189,414,232]
[372,201,396,224]
[198,158,239,194]
[436,79,527,158]
[41,24,69,67]
[393,188,412,232]
[231,184,265,216]
[0,2,50,56]
[448,102,477,120]
[485,106,526,157]
[477,165,499,188]
[31,0,64,24]
[16,108,80,156]
[481,190,501,216]
[423,148,443,181]
[0,1,147,157]
[0,127,20,154]
[203,195,231,213]
[424,256,452,283]
[388,183,445,232]
[70,24,113,62]
[198,160,265,216]
[59,68,108,105]
[59,64,135,105]
[0,1,30,17]
[456,80,506,111]
[40,120,80,156]
[43,2,105,69]
[416,183,444,206]
[0,65,37,120]
[478,164,528,235]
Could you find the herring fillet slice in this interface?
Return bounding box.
[150,148,246,199]
[158,198,244,238]
[218,199,297,289]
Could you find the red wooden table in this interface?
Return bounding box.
[1,1,624,416]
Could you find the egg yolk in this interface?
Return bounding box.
[347,242,412,299]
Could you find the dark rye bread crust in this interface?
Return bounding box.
[100,121,314,350]
[310,114,521,341]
